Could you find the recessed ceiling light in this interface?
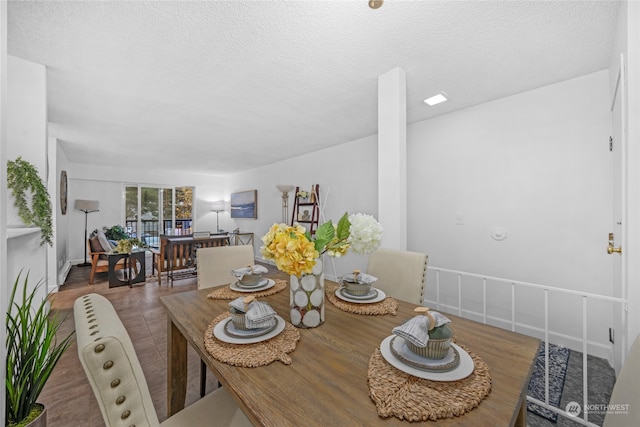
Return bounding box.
[424,92,448,106]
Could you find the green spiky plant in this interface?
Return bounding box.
[6,271,74,426]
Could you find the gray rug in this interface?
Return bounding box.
[527,348,616,427]
[527,342,570,422]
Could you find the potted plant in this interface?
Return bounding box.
[6,157,53,247]
[6,271,74,427]
[114,237,148,254]
[102,224,129,241]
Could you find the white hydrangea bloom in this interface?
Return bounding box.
[348,213,383,255]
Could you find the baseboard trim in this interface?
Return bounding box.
[57,261,72,289]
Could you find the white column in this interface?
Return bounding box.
[0,2,8,426]
[378,67,407,250]
[624,0,640,357]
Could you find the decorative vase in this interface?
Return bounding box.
[22,403,47,427]
[289,259,324,328]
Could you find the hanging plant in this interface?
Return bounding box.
[7,157,53,246]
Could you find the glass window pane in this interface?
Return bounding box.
[140,187,160,245]
[175,187,193,235]
[125,186,138,237]
[163,188,173,234]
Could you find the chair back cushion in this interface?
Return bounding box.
[197,245,255,289]
[74,293,160,427]
[604,335,640,427]
[366,247,428,305]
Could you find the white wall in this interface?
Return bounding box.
[6,56,47,225]
[6,55,48,301]
[1,6,8,426]
[65,162,226,263]
[54,140,71,285]
[409,71,613,355]
[226,71,614,356]
[226,134,379,279]
[409,71,611,290]
[626,0,640,355]
[609,0,640,356]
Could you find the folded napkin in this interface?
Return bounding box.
[231,264,269,280]
[339,272,378,285]
[246,301,277,329]
[392,312,451,347]
[228,297,276,329]
[228,296,251,312]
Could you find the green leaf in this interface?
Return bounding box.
[314,220,335,252]
[335,212,350,241]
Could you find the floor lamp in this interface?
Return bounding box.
[210,201,225,233]
[276,185,294,224]
[76,199,100,267]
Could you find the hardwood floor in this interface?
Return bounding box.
[40,265,221,426]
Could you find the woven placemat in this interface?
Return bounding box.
[204,311,300,367]
[325,283,398,316]
[368,344,492,422]
[206,279,288,300]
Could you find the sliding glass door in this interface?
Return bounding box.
[124,185,194,247]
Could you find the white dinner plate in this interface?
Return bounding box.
[340,287,379,300]
[223,318,278,338]
[214,315,285,344]
[229,278,275,293]
[335,287,386,304]
[380,336,474,381]
[235,277,268,288]
[389,336,460,372]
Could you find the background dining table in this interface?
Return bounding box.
[161,272,540,426]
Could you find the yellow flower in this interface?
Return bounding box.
[260,223,319,276]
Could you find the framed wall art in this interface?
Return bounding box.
[230,190,257,219]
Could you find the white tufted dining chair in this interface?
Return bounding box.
[366,247,428,305]
[195,244,256,396]
[74,293,252,427]
[197,245,256,289]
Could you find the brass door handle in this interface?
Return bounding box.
[608,233,622,254]
[608,243,622,254]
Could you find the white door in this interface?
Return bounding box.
[610,54,626,373]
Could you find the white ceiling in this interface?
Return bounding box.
[8,0,620,175]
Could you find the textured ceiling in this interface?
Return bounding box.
[8,1,620,175]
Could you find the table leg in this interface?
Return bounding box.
[515,395,527,427]
[167,318,187,417]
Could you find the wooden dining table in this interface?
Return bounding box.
[160,273,540,426]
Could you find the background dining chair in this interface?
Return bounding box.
[74,293,251,427]
[603,334,640,427]
[196,244,256,396]
[366,247,428,305]
[197,245,256,289]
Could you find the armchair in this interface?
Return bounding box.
[87,233,126,284]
